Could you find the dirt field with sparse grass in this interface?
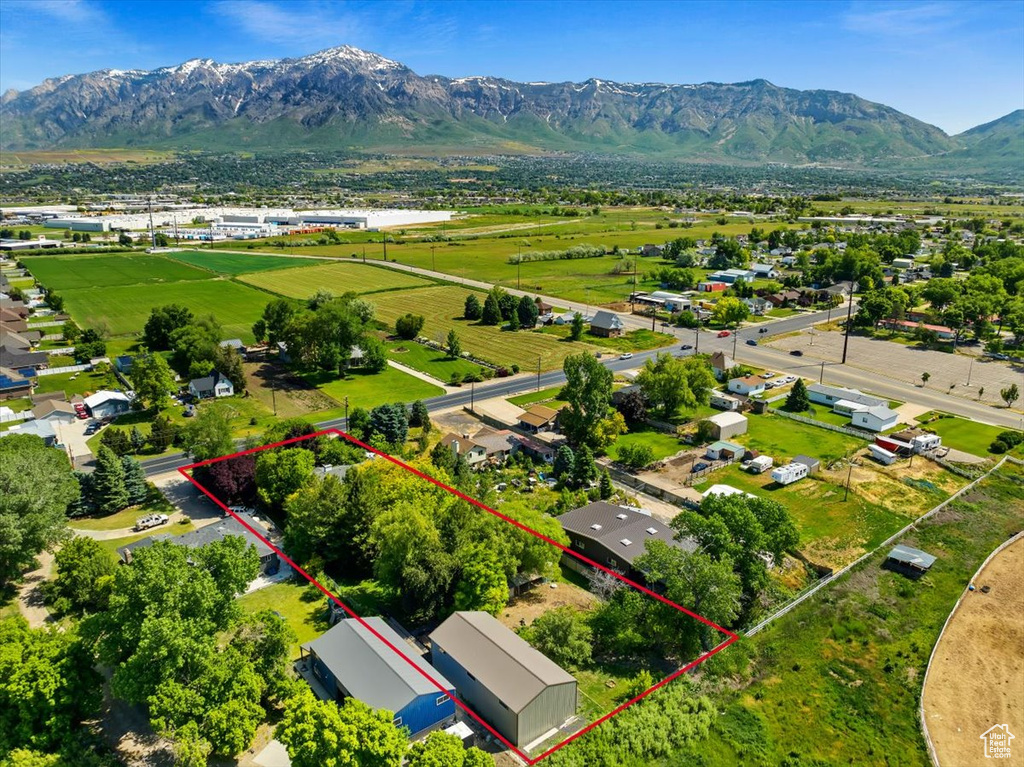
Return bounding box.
[498,579,598,631]
[243,362,340,418]
[922,536,1024,767]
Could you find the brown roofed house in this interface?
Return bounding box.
[518,404,558,433]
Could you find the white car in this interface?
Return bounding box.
[619,353,633,360]
[760,372,776,379]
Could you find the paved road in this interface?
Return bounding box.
[140,303,1020,478]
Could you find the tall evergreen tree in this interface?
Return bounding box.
[481,292,502,325]
[92,447,129,514]
[784,377,809,412]
[121,457,149,506]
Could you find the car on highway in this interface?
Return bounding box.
[790,349,804,356]
[680,344,693,350]
[759,327,769,334]
[619,353,633,360]
[717,330,731,338]
[746,339,758,346]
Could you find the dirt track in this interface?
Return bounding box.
[922,537,1024,766]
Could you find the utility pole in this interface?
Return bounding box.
[820,361,825,383]
[732,331,738,359]
[966,356,974,387]
[517,245,522,290]
[536,355,541,392]
[470,382,475,412]
[841,292,855,364]
[844,459,854,502]
[344,396,349,426]
[695,317,701,353]
[382,234,388,262]
[362,245,366,263]
[431,244,436,273]
[271,384,277,416]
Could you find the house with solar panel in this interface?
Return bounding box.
[557,501,696,582]
[300,617,456,737]
[430,611,578,748]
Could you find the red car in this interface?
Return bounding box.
[717,330,731,338]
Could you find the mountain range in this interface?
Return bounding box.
[1,45,1021,175]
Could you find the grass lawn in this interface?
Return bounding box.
[386,340,480,381]
[744,412,866,464]
[69,494,176,531]
[507,385,565,408]
[166,249,309,275]
[766,307,800,318]
[3,397,34,413]
[237,580,331,661]
[690,464,1024,766]
[369,285,601,370]
[797,405,857,428]
[916,412,1021,457]
[96,518,196,557]
[24,254,211,291]
[236,261,435,298]
[537,325,676,353]
[33,367,114,398]
[58,279,269,340]
[606,427,683,462]
[301,366,443,411]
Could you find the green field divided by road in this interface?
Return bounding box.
[24,254,211,290]
[236,260,436,297]
[165,249,311,275]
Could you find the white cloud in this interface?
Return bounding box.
[213,0,363,48]
[842,1,962,37]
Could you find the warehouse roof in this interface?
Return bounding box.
[303,617,453,713]
[430,611,575,714]
[707,411,747,427]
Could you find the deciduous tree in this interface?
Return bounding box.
[560,353,614,447]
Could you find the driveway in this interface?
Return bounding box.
[54,417,96,470]
[150,471,224,524]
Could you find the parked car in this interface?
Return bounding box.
[619,353,633,360]
[760,372,776,378]
[76,410,89,420]
[680,344,693,350]
[691,462,710,473]
[133,513,169,532]
[717,330,731,338]
[746,339,758,346]
[790,350,804,356]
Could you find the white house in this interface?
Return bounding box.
[710,391,741,411]
[850,405,899,432]
[743,296,770,315]
[771,462,809,486]
[440,433,488,466]
[84,390,133,419]
[750,263,779,279]
[807,383,885,414]
[727,375,766,397]
[189,371,234,399]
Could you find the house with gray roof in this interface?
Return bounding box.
[557,501,696,582]
[188,370,234,399]
[589,310,625,338]
[301,617,456,737]
[0,418,57,446]
[807,383,885,414]
[430,611,577,748]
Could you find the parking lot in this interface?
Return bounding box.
[767,329,1022,407]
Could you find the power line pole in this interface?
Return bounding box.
[382,234,388,262]
[820,361,825,383]
[517,245,521,290]
[844,460,854,502]
[536,355,541,392]
[841,292,855,364]
[431,244,436,272]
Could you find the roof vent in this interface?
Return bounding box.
[646,527,658,535]
[591,524,602,531]
[616,513,628,520]
[620,538,632,546]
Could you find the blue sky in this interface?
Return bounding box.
[1,0,1021,134]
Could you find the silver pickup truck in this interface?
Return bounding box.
[133,513,169,532]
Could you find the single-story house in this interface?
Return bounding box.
[219,338,245,353]
[589,310,625,338]
[706,411,748,440]
[708,351,734,381]
[558,501,696,582]
[892,258,915,270]
[885,544,936,576]
[709,390,741,411]
[553,311,587,326]
[517,435,555,463]
[0,344,48,371]
[727,375,765,397]
[430,611,578,748]
[119,512,279,577]
[0,418,57,446]
[518,404,558,433]
[301,617,456,737]
[878,319,956,340]
[850,405,899,433]
[750,263,779,279]
[439,433,488,466]
[471,427,519,462]
[706,440,745,461]
[807,383,885,414]
[84,390,132,419]
[31,399,76,424]
[189,371,234,399]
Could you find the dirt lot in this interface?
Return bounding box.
[922,536,1024,766]
[243,362,340,417]
[498,579,598,631]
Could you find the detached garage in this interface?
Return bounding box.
[430,611,578,748]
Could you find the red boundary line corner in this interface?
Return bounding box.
[177,428,739,764]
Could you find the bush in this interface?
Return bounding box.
[395,313,425,340]
[996,430,1023,448]
[617,442,655,469]
[989,440,1008,454]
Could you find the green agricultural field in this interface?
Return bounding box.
[688,465,1024,767]
[507,385,566,408]
[237,261,435,298]
[301,366,443,410]
[916,412,1021,457]
[166,249,310,275]
[59,279,269,340]
[368,285,601,370]
[24,254,210,290]
[386,340,480,381]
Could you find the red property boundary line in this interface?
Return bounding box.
[178,428,739,764]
